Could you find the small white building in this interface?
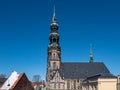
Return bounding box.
[1,71,19,90]
[0,71,34,90]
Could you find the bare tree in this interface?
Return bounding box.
[0,74,6,78]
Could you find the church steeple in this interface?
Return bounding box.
[47,7,61,72]
[90,44,94,63]
[50,6,58,33]
[52,6,56,23]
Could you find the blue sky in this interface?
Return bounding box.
[0,0,120,80]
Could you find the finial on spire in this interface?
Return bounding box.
[52,6,56,23]
[90,44,94,63]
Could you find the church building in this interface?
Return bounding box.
[46,8,117,90]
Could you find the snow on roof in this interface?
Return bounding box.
[0,71,19,90]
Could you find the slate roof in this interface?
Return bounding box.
[59,62,115,79]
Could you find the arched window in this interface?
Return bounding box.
[54,83,56,89]
[58,83,60,89]
[67,80,70,89]
[53,62,56,69]
[74,80,76,89]
[63,84,65,89]
[52,53,56,59]
[53,38,56,42]
[53,53,56,59]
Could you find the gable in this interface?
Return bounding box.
[51,70,63,82]
[10,73,34,90]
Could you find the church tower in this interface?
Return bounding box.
[47,7,61,77]
[45,6,116,90]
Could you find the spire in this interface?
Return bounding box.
[50,6,58,32]
[90,44,94,63]
[52,6,56,23]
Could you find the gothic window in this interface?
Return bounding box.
[53,53,55,59]
[63,84,65,89]
[52,53,57,59]
[74,80,76,89]
[55,77,56,82]
[54,83,56,89]
[95,85,98,90]
[86,85,89,90]
[53,62,56,69]
[58,83,60,89]
[57,74,58,77]
[67,80,70,89]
